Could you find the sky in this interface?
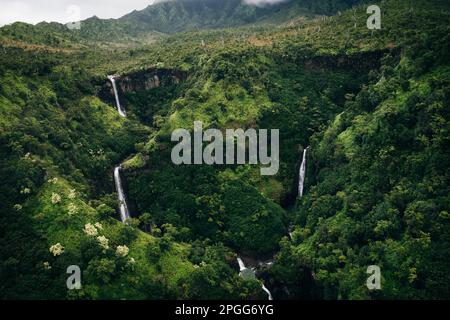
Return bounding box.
[0,0,288,27]
[0,0,156,26]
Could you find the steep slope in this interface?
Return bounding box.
[0,47,262,299]
[116,0,450,299]
[1,0,449,301]
[268,1,450,300]
[118,0,366,34]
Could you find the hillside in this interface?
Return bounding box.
[0,0,366,46]
[0,0,449,301]
[118,0,366,34]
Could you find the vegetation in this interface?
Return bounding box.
[0,0,449,300]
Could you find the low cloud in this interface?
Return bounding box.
[243,0,290,7]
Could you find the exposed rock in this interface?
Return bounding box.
[95,67,187,105]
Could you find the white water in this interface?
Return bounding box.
[237,257,246,272]
[107,75,127,117]
[298,147,310,198]
[114,166,131,223]
[262,284,274,300]
[289,147,310,240]
[109,75,129,223]
[237,257,273,300]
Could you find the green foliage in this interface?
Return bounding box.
[1,0,449,300]
[278,26,450,299]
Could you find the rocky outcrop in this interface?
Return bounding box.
[116,68,186,93]
[95,68,187,104]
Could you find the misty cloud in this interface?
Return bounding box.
[243,0,290,7]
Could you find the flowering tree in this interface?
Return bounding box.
[116,245,129,257]
[97,236,109,250]
[49,243,64,256]
[51,193,61,204]
[84,223,98,236]
[68,203,78,215]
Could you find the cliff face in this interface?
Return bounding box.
[96,68,187,104]
[117,68,187,93]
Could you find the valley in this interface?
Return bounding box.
[0,0,449,301]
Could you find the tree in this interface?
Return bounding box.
[139,212,153,233]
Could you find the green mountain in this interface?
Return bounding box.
[1,0,449,301]
[0,0,366,45]
[116,0,366,34]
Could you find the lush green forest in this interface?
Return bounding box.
[0,0,449,300]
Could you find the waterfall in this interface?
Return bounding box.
[298,147,310,198]
[237,257,246,272]
[114,166,131,223]
[289,147,310,240]
[237,257,273,300]
[107,75,127,117]
[262,284,274,301]
[109,75,129,223]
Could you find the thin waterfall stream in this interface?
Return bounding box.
[237,257,273,300]
[298,146,310,198]
[114,166,131,223]
[289,146,310,239]
[109,75,130,223]
[108,75,127,117]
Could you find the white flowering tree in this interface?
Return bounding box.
[49,243,65,256]
[68,189,77,199]
[97,236,109,250]
[84,223,98,236]
[51,193,61,204]
[116,245,129,257]
[68,203,78,215]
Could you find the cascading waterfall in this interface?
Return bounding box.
[237,257,273,300]
[298,147,310,198]
[107,75,127,117]
[114,166,131,223]
[108,76,130,223]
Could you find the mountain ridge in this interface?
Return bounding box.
[0,0,367,45]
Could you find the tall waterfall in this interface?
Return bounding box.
[237,257,273,300]
[107,75,127,117]
[114,166,131,223]
[298,147,310,198]
[289,147,310,239]
[109,75,129,223]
